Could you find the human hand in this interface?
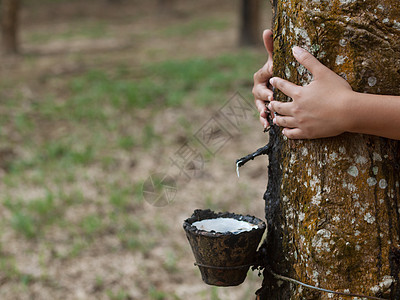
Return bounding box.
[253,29,274,129]
[268,46,354,139]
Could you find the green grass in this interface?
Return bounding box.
[7,138,95,176]
[210,287,222,300]
[81,215,103,236]
[107,289,130,300]
[148,286,181,300]
[163,250,179,273]
[0,51,260,173]
[4,192,59,238]
[66,239,88,258]
[0,256,30,282]
[116,218,154,252]
[142,124,159,149]
[0,51,261,218]
[60,189,85,206]
[10,212,36,239]
[14,112,35,133]
[0,48,261,243]
[109,188,131,210]
[27,21,109,44]
[61,51,261,115]
[117,135,136,150]
[108,182,144,212]
[43,140,94,165]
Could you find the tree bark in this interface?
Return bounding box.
[257,0,400,299]
[1,0,20,55]
[239,0,261,46]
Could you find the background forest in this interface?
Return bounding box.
[0,0,272,299]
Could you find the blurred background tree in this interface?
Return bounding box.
[1,0,20,54]
[157,0,175,13]
[239,0,261,46]
[1,0,264,56]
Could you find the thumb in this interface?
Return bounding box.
[292,46,328,78]
[263,29,273,59]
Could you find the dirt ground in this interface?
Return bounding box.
[0,1,273,299]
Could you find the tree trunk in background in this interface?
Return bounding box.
[157,0,174,14]
[257,0,400,299]
[239,0,261,46]
[1,0,20,55]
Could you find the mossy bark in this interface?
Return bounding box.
[257,1,400,299]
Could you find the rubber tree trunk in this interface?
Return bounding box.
[1,0,20,55]
[257,0,400,299]
[239,0,261,46]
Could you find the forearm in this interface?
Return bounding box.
[345,92,400,140]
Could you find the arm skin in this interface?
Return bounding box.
[253,30,400,141]
[344,93,400,140]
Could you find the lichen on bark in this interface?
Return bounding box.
[257,1,400,299]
